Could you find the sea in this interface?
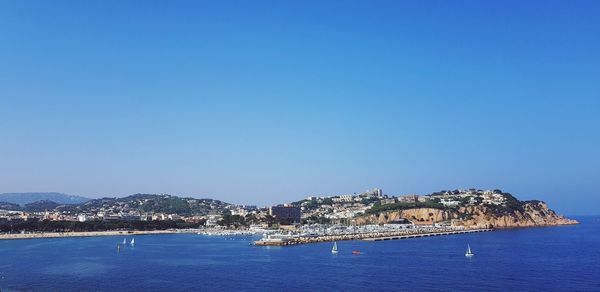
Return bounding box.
[1,216,599,291]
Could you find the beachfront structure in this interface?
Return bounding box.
[77,214,87,222]
[205,215,222,227]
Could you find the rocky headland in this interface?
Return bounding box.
[354,199,578,228]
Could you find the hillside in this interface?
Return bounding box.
[354,192,578,228]
[0,201,21,211]
[0,193,90,206]
[57,194,233,216]
[24,200,62,212]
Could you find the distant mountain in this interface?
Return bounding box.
[0,193,90,206]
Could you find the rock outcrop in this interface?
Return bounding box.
[354,201,578,228]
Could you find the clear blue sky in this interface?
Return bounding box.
[1,1,598,214]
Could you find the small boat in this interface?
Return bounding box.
[130,238,135,246]
[122,238,126,245]
[352,250,361,255]
[331,242,338,254]
[465,244,474,257]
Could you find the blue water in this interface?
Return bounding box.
[1,216,599,291]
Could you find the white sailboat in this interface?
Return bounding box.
[130,238,135,246]
[122,238,126,245]
[465,244,474,257]
[331,242,338,254]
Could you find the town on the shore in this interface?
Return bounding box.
[0,188,575,244]
[0,188,506,225]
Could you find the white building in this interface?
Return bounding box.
[205,215,222,227]
[77,214,87,222]
[440,199,460,207]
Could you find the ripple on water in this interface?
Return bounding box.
[1,217,599,291]
[146,257,226,266]
[41,262,116,277]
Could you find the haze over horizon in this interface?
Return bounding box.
[1,1,599,215]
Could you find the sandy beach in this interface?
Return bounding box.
[0,229,197,240]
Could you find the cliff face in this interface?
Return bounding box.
[354,201,578,228]
[354,208,457,225]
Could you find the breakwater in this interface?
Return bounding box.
[254,228,493,246]
[364,228,493,241]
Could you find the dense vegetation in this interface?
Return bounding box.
[0,219,201,233]
[217,215,248,228]
[0,201,21,211]
[365,201,446,215]
[290,198,334,210]
[140,196,191,214]
[57,194,232,216]
[217,214,276,228]
[482,192,525,215]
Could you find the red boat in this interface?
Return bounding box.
[352,251,361,255]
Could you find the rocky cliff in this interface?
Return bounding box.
[354,201,578,228]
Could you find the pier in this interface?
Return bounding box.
[253,228,494,246]
[363,228,493,241]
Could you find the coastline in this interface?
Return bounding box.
[0,229,197,240]
[0,219,579,242]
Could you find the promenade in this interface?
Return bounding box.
[0,229,197,240]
